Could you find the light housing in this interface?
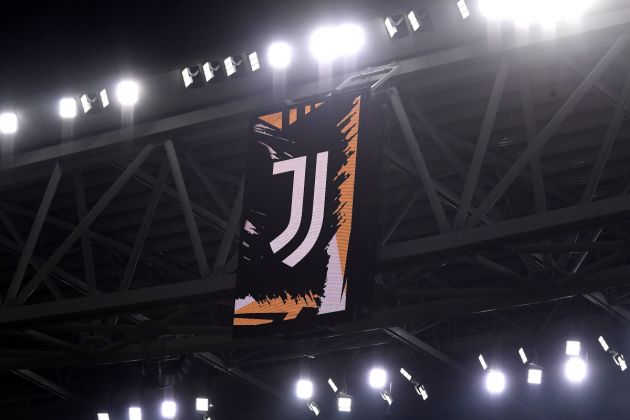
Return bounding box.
[248,52,260,72]
[368,367,387,389]
[202,60,223,82]
[527,365,543,385]
[128,407,142,420]
[296,379,314,400]
[59,97,78,119]
[307,401,320,416]
[457,0,471,19]
[479,0,594,24]
[224,55,244,78]
[384,15,408,38]
[414,384,429,400]
[0,112,18,134]
[80,90,109,114]
[485,369,506,394]
[565,357,587,383]
[267,42,292,69]
[328,378,338,393]
[518,348,528,364]
[566,340,581,356]
[613,353,627,372]
[599,336,610,351]
[309,24,364,62]
[97,414,110,420]
[399,368,412,382]
[160,400,176,419]
[478,354,488,370]
[337,392,352,412]
[380,389,394,406]
[182,65,206,88]
[116,80,139,106]
[196,397,210,412]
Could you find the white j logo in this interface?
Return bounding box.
[269,152,328,267]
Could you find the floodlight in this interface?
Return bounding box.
[310,26,337,62]
[400,368,412,382]
[248,52,260,72]
[328,378,338,393]
[407,11,421,32]
[613,353,627,372]
[518,348,528,364]
[564,357,587,383]
[527,365,543,385]
[296,379,314,400]
[479,0,594,24]
[196,397,210,412]
[160,401,176,419]
[308,401,320,416]
[80,90,109,114]
[202,61,223,82]
[224,55,244,77]
[97,414,110,420]
[598,336,610,351]
[59,97,78,119]
[268,42,292,69]
[337,392,352,412]
[368,367,387,389]
[0,112,18,134]
[182,65,206,88]
[128,407,142,420]
[485,369,506,394]
[380,389,394,406]
[414,384,428,400]
[116,80,139,106]
[478,354,488,370]
[566,340,581,356]
[457,0,471,19]
[384,15,407,38]
[337,23,365,56]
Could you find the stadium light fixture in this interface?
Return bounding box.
[414,384,429,400]
[457,0,471,19]
[296,379,314,400]
[598,336,610,351]
[97,414,110,420]
[407,11,421,32]
[202,61,223,82]
[182,65,206,88]
[380,389,394,406]
[599,336,627,372]
[128,407,142,420]
[0,112,18,134]
[59,97,78,119]
[566,340,581,356]
[399,368,413,382]
[116,80,139,106]
[478,354,488,370]
[248,52,260,72]
[337,392,352,412]
[160,400,176,419]
[485,369,506,394]
[80,90,109,114]
[328,378,338,393]
[224,55,244,77]
[384,15,408,38]
[196,397,211,412]
[527,365,543,385]
[518,348,528,364]
[368,367,387,389]
[565,357,587,383]
[309,24,365,62]
[267,42,292,68]
[307,401,320,416]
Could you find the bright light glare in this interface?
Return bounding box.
[0,112,18,134]
[196,398,210,412]
[368,367,387,389]
[565,357,587,383]
[479,0,594,24]
[309,24,364,62]
[296,379,314,400]
[129,407,142,420]
[598,336,610,351]
[566,340,581,356]
[116,80,140,106]
[160,401,176,419]
[457,0,471,19]
[268,42,292,68]
[337,394,352,412]
[527,367,543,384]
[97,414,110,420]
[485,370,506,394]
[59,97,77,119]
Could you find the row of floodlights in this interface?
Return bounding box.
[0,1,595,136]
[295,367,428,416]
[480,337,626,395]
[0,80,140,134]
[96,397,212,420]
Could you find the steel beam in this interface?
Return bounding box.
[12,369,94,409]
[453,60,508,229]
[5,162,62,302]
[388,87,450,233]
[16,144,156,304]
[469,33,630,226]
[73,170,97,295]
[186,154,232,217]
[379,192,630,262]
[164,140,211,278]
[213,178,244,273]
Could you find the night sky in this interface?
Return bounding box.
[0,0,387,98]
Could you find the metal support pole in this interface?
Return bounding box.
[186,154,232,218]
[213,178,244,273]
[164,140,211,278]
[73,170,97,295]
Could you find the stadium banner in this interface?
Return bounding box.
[234,89,379,335]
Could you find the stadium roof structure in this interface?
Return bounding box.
[2,0,630,418]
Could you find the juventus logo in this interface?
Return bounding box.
[270,151,328,267]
